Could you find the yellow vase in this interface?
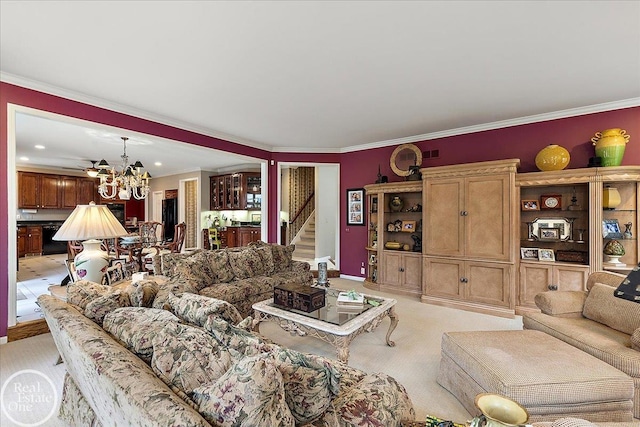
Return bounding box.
[591,128,630,167]
[535,144,570,171]
[603,186,621,210]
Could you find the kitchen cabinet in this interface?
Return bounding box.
[18,172,61,209]
[18,225,43,256]
[61,176,79,209]
[77,178,98,204]
[518,262,589,309]
[220,228,236,248]
[237,227,261,247]
[422,159,519,317]
[210,172,261,210]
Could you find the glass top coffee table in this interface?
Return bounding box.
[252,287,398,363]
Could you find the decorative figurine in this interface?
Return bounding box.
[624,222,633,239]
[411,234,422,252]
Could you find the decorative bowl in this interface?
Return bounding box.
[384,241,402,250]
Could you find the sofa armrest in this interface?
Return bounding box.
[290,260,311,272]
[534,290,588,317]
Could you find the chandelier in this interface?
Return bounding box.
[97,137,151,200]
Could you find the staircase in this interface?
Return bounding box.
[292,214,315,262]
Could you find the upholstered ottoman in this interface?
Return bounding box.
[437,330,635,422]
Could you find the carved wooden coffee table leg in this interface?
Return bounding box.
[386,306,399,347]
[336,345,350,363]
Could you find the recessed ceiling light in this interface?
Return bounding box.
[34,144,45,149]
[19,156,29,161]
[154,162,162,166]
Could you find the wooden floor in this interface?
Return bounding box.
[8,319,49,342]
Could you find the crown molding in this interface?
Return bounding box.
[1,72,272,152]
[341,98,640,153]
[3,72,638,155]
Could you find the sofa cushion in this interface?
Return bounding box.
[271,244,295,272]
[125,279,159,308]
[632,328,640,351]
[192,352,295,427]
[167,292,243,326]
[67,280,114,309]
[173,251,214,291]
[103,307,180,363]
[272,347,341,424]
[204,316,267,356]
[583,283,640,335]
[84,290,131,325]
[208,250,234,283]
[151,322,233,397]
[227,248,265,279]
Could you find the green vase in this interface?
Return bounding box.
[591,128,630,167]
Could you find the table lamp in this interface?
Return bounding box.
[53,202,128,283]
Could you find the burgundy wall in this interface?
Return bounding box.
[339,107,640,278]
[1,81,638,338]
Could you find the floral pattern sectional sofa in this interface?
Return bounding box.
[151,241,314,317]
[38,279,415,426]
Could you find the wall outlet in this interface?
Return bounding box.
[360,267,365,274]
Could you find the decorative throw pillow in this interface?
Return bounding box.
[207,250,234,283]
[84,290,131,325]
[227,248,265,279]
[167,292,243,326]
[272,347,341,424]
[583,283,640,335]
[151,322,232,396]
[103,307,180,363]
[160,250,202,276]
[614,264,640,303]
[203,316,266,356]
[191,353,295,427]
[252,245,275,275]
[172,252,215,291]
[271,244,295,272]
[125,279,159,307]
[67,280,114,309]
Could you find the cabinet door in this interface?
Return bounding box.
[40,175,61,208]
[465,261,511,308]
[553,265,589,292]
[465,174,511,261]
[17,226,27,257]
[423,257,464,299]
[518,262,553,307]
[402,253,422,291]
[77,178,97,205]
[425,179,464,256]
[26,226,42,254]
[381,252,402,287]
[237,228,256,247]
[226,228,238,247]
[61,176,78,209]
[18,172,40,208]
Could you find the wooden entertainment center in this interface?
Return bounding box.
[364,159,640,318]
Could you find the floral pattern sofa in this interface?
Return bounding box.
[38,280,415,426]
[152,242,314,317]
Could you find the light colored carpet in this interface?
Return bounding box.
[0,277,523,424]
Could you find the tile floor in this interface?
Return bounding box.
[16,254,68,322]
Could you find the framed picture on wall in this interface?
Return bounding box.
[347,188,365,226]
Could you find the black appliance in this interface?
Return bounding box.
[162,198,178,242]
[42,224,67,255]
[105,202,126,225]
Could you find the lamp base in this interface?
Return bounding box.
[74,239,109,283]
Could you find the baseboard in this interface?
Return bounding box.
[0,336,7,345]
[7,319,49,341]
[339,274,364,282]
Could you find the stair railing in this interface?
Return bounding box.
[288,192,314,243]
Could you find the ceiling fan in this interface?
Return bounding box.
[61,160,100,177]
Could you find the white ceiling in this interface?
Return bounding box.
[1,1,639,173]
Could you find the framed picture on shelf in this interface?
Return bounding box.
[602,219,623,239]
[520,247,540,260]
[369,253,377,265]
[538,227,561,241]
[538,248,555,262]
[346,188,365,226]
[540,195,562,210]
[401,220,416,232]
[521,199,540,211]
[65,259,79,282]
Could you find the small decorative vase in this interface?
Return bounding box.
[317,262,329,286]
[591,128,630,167]
[535,144,570,171]
[389,196,404,212]
[74,239,110,283]
[469,393,529,427]
[624,222,633,239]
[602,186,622,210]
[603,239,625,264]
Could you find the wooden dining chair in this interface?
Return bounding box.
[209,228,221,250]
